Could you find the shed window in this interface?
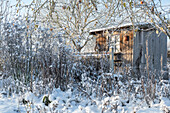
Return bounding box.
[124,36,129,41]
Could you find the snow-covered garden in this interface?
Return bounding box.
[0,0,170,113]
[0,70,170,113]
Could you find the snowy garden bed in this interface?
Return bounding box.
[0,75,169,113]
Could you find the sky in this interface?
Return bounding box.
[10,0,32,5]
[9,0,170,6]
[8,0,170,45]
[9,0,170,5]
[9,0,170,18]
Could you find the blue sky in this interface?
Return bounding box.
[9,0,170,43]
[10,0,32,5]
[9,0,170,35]
[9,0,170,5]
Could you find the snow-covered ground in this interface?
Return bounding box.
[0,86,170,113]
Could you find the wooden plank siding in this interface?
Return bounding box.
[120,30,133,64]
[89,23,168,77]
[133,31,143,75]
[132,30,167,76]
[94,30,134,64]
[94,34,107,52]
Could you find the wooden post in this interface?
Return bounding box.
[111,47,114,74]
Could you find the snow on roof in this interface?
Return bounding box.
[89,22,152,34]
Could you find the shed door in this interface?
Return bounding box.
[111,34,120,53]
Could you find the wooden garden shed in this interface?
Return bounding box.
[89,23,167,76]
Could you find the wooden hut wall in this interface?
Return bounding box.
[149,30,159,70]
[133,31,142,73]
[120,30,133,64]
[133,29,167,75]
[145,30,155,71]
[145,30,167,71]
[158,31,167,68]
[94,33,107,52]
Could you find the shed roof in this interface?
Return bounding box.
[89,22,153,35]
